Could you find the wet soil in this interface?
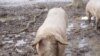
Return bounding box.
[0,2,100,56]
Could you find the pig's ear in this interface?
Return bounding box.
[32,37,42,46]
[55,34,68,45]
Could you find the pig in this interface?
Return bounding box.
[86,0,100,30]
[32,7,68,56]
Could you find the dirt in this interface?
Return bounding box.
[0,2,100,56]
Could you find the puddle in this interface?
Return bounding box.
[80,16,95,29]
[78,38,88,48]
[80,22,88,29]
[80,16,89,29]
[81,16,88,20]
[81,16,94,21]
[16,48,23,53]
[67,23,74,32]
[15,34,21,38]
[15,39,26,47]
[3,40,14,44]
[67,23,74,34]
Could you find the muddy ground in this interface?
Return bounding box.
[0,2,100,56]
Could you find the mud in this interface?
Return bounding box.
[0,2,100,56]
